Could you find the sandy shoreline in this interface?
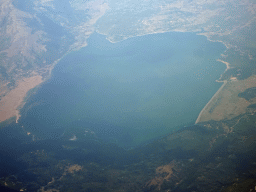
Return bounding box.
[197,75,256,123]
[195,55,231,124]
[195,80,227,124]
[0,40,89,126]
[0,30,236,126]
[0,75,43,124]
[216,59,231,72]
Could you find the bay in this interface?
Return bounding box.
[19,32,226,148]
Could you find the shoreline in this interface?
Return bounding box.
[0,40,91,126]
[96,29,232,126]
[0,55,69,125]
[193,34,231,124]
[0,75,43,124]
[195,80,227,124]
[194,56,231,124]
[216,59,231,72]
[0,30,231,127]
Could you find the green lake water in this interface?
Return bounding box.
[20,32,226,148]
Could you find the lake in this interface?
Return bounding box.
[19,32,226,148]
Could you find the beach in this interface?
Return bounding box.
[195,59,231,124]
[0,75,43,124]
[195,80,227,124]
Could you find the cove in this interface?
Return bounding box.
[19,32,226,148]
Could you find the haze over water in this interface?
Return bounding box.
[20,32,226,148]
